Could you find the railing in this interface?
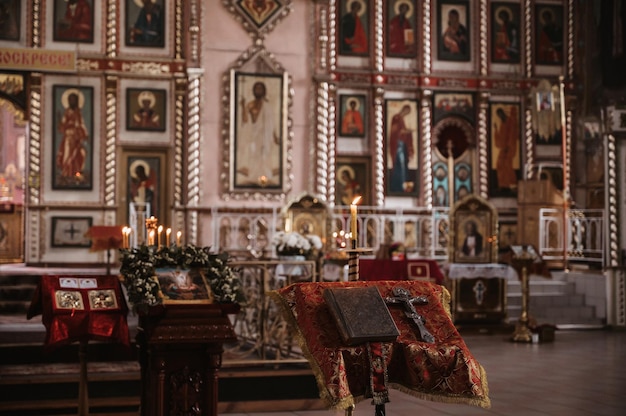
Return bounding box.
[211,206,450,261]
[223,260,316,365]
[215,208,606,366]
[538,208,605,265]
[210,206,605,268]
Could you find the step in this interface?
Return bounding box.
[506,293,586,307]
[506,280,575,296]
[0,361,324,415]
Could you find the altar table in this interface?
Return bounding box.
[270,280,490,410]
[447,263,518,280]
[27,274,129,416]
[27,274,129,348]
[446,263,516,325]
[359,259,445,285]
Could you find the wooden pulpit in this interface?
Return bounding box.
[136,303,238,416]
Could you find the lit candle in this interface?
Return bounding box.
[350,196,361,244]
[157,225,163,247]
[166,228,172,246]
[149,230,155,246]
[122,227,128,248]
[176,231,182,246]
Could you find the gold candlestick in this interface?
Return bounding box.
[511,248,536,343]
[145,216,158,246]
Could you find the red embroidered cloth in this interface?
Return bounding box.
[27,275,130,349]
[359,259,445,285]
[271,280,490,410]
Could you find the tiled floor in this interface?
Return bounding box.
[230,329,626,416]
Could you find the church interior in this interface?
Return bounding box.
[1,0,626,415]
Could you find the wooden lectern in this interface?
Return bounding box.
[136,303,238,416]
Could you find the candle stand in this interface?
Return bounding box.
[346,245,373,282]
[344,244,385,416]
[510,250,537,343]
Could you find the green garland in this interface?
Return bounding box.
[119,244,245,312]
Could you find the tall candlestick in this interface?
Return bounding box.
[176,231,182,247]
[166,228,172,246]
[157,225,163,247]
[350,196,361,245]
[148,230,155,246]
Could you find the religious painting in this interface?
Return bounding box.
[52,0,94,43]
[124,151,165,224]
[582,120,604,184]
[0,73,26,108]
[536,91,554,111]
[156,268,213,304]
[52,85,94,190]
[385,99,419,197]
[433,92,474,123]
[531,80,562,150]
[236,0,281,28]
[336,156,370,206]
[126,88,166,132]
[125,0,165,47]
[233,72,285,189]
[491,2,521,64]
[224,0,292,38]
[0,0,20,41]
[489,102,521,198]
[386,0,417,58]
[498,220,518,249]
[449,194,498,264]
[338,94,366,137]
[338,0,370,56]
[432,162,449,207]
[51,216,93,248]
[535,4,564,66]
[437,0,470,62]
[455,212,490,263]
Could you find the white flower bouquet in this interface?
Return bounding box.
[272,231,323,257]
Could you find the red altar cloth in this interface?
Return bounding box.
[27,275,130,348]
[359,259,445,285]
[271,281,490,410]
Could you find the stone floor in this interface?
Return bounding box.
[231,329,626,416]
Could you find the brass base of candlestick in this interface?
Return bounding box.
[511,320,533,343]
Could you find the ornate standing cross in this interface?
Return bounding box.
[385,286,435,343]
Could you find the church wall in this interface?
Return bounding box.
[0,0,619,271]
[198,0,314,209]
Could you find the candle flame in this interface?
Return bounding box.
[351,196,362,205]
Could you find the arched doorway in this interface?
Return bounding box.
[0,73,27,263]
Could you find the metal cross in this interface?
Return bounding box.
[385,286,435,343]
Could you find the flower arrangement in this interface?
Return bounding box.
[272,231,323,258]
[119,244,245,312]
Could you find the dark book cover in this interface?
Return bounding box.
[323,286,400,346]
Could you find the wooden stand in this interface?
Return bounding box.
[136,303,238,416]
[78,340,89,416]
[344,246,381,416]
